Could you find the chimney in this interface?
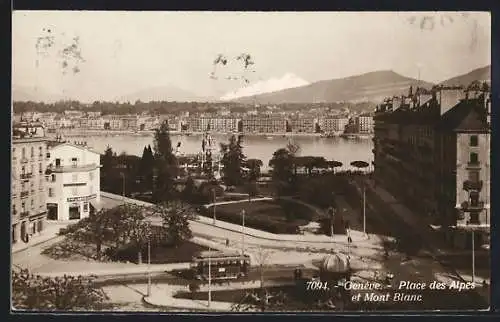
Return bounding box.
[437,87,465,115]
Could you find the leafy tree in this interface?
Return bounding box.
[153,201,197,247]
[117,203,152,264]
[181,176,197,203]
[70,209,115,260]
[246,159,263,181]
[220,134,246,186]
[12,269,108,311]
[269,148,294,196]
[153,121,178,202]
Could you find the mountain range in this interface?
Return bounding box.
[12,65,490,104]
[229,65,490,104]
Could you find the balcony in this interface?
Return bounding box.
[20,191,29,198]
[20,211,30,218]
[20,173,33,180]
[463,180,483,191]
[20,157,29,163]
[461,201,485,211]
[466,161,481,170]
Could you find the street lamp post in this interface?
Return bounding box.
[472,230,475,284]
[147,237,151,297]
[363,183,366,236]
[208,246,212,308]
[212,189,216,225]
[120,172,126,201]
[241,209,246,255]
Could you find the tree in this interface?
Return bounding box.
[181,176,197,203]
[269,148,294,196]
[118,204,152,264]
[139,145,155,191]
[153,201,197,247]
[12,269,108,311]
[327,160,343,174]
[220,134,246,186]
[246,159,263,181]
[153,121,178,202]
[70,209,114,260]
[101,145,114,175]
[255,246,272,308]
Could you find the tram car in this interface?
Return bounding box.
[190,250,251,280]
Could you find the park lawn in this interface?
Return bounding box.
[204,199,315,234]
[215,200,312,223]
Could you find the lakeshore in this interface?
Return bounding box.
[48,129,374,139]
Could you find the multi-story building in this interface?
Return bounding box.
[242,115,287,134]
[11,122,48,244]
[373,85,490,248]
[355,114,374,133]
[102,116,122,130]
[320,117,349,133]
[88,117,106,129]
[45,141,101,221]
[121,115,139,131]
[288,117,315,133]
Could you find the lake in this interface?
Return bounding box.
[60,133,374,170]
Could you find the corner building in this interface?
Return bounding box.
[45,142,101,221]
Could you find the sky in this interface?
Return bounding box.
[12,11,491,102]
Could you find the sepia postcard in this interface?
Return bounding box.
[11,11,491,313]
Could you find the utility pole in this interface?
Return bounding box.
[363,183,366,236]
[472,230,475,284]
[121,172,125,201]
[212,189,216,225]
[241,209,246,255]
[208,246,212,308]
[147,236,151,297]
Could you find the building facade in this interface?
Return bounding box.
[11,122,48,244]
[242,116,287,134]
[355,114,375,133]
[45,142,101,221]
[372,86,490,248]
[288,117,315,133]
[320,117,349,133]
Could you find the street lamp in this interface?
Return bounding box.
[241,209,246,255]
[208,246,212,308]
[120,172,125,201]
[147,235,152,297]
[212,188,217,225]
[472,230,475,284]
[363,183,366,236]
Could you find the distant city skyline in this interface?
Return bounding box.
[12,11,491,103]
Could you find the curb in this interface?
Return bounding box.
[12,235,63,255]
[142,295,228,312]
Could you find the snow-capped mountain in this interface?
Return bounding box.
[219,73,310,101]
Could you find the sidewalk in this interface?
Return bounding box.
[142,279,294,311]
[36,262,190,278]
[12,221,70,254]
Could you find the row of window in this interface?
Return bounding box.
[48,185,94,197]
[47,172,95,183]
[12,146,45,158]
[13,196,45,214]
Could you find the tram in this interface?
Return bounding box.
[190,250,251,280]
